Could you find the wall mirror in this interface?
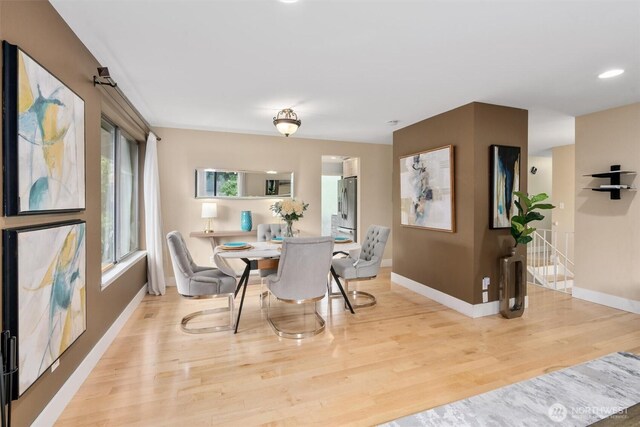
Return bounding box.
[195,168,294,199]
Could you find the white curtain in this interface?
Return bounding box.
[144,132,166,295]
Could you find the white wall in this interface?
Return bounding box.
[528,155,553,230]
[574,103,640,311]
[156,127,393,273]
[321,176,340,235]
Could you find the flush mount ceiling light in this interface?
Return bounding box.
[598,69,624,79]
[273,108,301,137]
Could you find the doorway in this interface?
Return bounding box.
[321,156,359,240]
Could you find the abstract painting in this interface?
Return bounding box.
[3,221,86,397]
[491,145,521,229]
[400,145,455,232]
[3,42,85,215]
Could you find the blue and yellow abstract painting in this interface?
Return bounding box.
[17,222,86,395]
[491,145,521,228]
[17,48,85,213]
[400,146,454,232]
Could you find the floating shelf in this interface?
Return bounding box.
[583,165,637,200]
[582,171,637,178]
[583,187,637,192]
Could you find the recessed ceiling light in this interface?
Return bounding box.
[266,170,278,174]
[598,69,624,79]
[279,0,298,3]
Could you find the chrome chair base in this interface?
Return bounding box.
[266,293,326,339]
[346,290,376,308]
[328,277,377,309]
[180,294,235,334]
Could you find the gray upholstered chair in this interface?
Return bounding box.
[331,225,390,308]
[257,223,285,242]
[166,231,237,333]
[256,223,285,278]
[265,237,334,339]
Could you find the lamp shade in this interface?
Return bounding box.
[201,202,218,219]
[275,120,300,137]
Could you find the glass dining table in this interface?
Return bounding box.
[214,240,361,333]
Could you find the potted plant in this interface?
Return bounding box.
[510,192,555,247]
[500,192,554,319]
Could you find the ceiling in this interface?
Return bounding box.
[51,1,639,150]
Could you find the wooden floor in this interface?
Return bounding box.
[56,269,640,426]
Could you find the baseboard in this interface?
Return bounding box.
[32,283,148,426]
[381,258,392,268]
[573,287,640,314]
[390,272,527,318]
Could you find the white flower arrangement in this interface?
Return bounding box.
[270,198,309,222]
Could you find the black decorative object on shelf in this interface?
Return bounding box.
[583,164,637,200]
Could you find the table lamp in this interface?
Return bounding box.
[201,202,217,233]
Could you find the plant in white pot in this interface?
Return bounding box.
[500,192,555,319]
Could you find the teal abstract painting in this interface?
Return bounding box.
[3,221,87,397]
[3,42,85,215]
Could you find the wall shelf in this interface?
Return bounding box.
[583,165,637,200]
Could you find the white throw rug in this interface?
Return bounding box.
[381,352,640,427]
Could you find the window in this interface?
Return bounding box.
[203,170,238,197]
[101,118,140,271]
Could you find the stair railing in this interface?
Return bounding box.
[527,229,574,293]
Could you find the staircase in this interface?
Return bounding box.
[527,229,574,293]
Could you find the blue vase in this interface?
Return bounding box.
[240,210,252,231]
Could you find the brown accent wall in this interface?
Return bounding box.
[393,102,528,305]
[0,2,148,425]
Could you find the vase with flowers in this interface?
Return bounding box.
[270,198,309,237]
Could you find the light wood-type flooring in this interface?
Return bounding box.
[57,269,640,426]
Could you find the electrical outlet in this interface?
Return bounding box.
[482,277,490,290]
[209,255,215,265]
[482,291,489,303]
[51,359,60,372]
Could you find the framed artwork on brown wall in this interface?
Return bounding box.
[490,145,521,229]
[3,220,86,398]
[399,145,455,232]
[2,41,86,216]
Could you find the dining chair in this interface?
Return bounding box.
[256,223,285,242]
[256,223,284,279]
[330,225,390,309]
[265,237,334,339]
[166,231,237,333]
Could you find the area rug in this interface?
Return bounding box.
[381,352,640,427]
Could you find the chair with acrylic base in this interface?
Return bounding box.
[265,237,334,339]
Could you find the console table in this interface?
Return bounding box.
[190,230,255,250]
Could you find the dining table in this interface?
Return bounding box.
[214,240,361,333]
